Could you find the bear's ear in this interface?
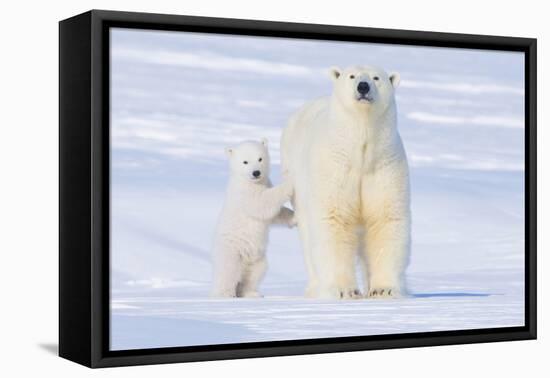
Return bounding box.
[260,138,268,147]
[389,72,401,88]
[329,66,342,81]
[224,147,233,158]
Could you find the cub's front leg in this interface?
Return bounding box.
[273,206,297,227]
[252,181,294,220]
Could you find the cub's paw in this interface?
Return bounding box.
[288,215,298,228]
[366,287,401,299]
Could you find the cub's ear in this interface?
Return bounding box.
[389,72,401,88]
[260,138,268,147]
[224,147,233,158]
[329,66,342,81]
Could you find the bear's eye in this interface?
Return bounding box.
[349,74,355,79]
[243,161,248,164]
[258,157,263,162]
[373,76,380,81]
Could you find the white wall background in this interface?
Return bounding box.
[0,0,545,376]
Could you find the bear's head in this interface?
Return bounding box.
[329,65,400,114]
[225,139,270,184]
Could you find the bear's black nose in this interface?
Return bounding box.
[357,81,370,95]
[252,170,261,178]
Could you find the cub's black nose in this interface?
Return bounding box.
[357,81,370,95]
[252,170,261,178]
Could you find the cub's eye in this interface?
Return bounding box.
[243,161,248,164]
[349,74,355,79]
[258,157,263,162]
[373,76,380,81]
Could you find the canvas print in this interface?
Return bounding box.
[109,27,525,350]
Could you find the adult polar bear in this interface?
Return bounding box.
[281,65,410,299]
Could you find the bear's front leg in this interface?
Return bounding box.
[312,219,362,300]
[362,217,410,298]
[360,163,411,299]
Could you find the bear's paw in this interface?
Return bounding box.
[319,286,362,300]
[366,287,402,299]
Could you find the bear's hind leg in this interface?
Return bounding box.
[210,250,243,298]
[297,215,319,298]
[238,258,267,298]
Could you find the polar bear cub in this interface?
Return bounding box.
[211,139,295,298]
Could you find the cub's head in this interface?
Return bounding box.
[225,139,270,184]
[329,65,400,113]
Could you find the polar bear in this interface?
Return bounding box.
[211,139,295,298]
[281,65,410,299]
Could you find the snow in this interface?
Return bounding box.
[109,28,525,350]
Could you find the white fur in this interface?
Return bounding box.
[281,66,411,299]
[211,140,295,298]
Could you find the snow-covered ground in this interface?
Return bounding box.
[109,28,525,350]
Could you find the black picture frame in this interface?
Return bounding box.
[59,9,537,368]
